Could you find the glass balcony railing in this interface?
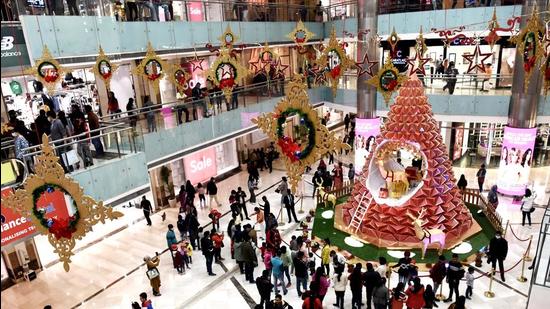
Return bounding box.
[378,0,524,15]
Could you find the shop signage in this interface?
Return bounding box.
[183,147,217,185]
[354,118,380,173]
[497,127,537,196]
[0,188,38,246]
[1,23,31,69]
[187,2,205,22]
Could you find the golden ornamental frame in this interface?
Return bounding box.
[167,64,191,96]
[132,42,168,93]
[316,28,353,96]
[25,46,68,93]
[218,25,240,49]
[1,135,123,271]
[287,20,315,47]
[367,57,408,106]
[509,7,545,92]
[91,46,119,91]
[259,42,279,74]
[252,76,350,192]
[206,47,249,102]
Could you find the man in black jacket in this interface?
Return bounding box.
[201,231,216,276]
[237,187,249,220]
[207,177,221,208]
[140,196,153,226]
[488,231,508,281]
[444,253,464,302]
[186,212,200,249]
[363,263,381,309]
[241,235,257,283]
[293,251,309,297]
[256,269,274,308]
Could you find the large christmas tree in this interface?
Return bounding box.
[341,78,474,248]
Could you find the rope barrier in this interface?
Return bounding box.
[507,225,531,242]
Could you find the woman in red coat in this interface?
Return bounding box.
[405,277,425,309]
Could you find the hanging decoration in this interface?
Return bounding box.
[287,20,315,54]
[167,64,192,96]
[316,28,353,96]
[250,43,279,76]
[431,25,468,47]
[273,58,289,80]
[462,43,493,74]
[406,27,431,77]
[207,47,249,102]
[219,25,239,49]
[509,6,545,92]
[1,135,123,272]
[386,27,401,56]
[91,46,118,90]
[484,8,501,50]
[543,53,550,96]
[191,54,206,73]
[25,46,68,93]
[133,42,167,93]
[367,57,407,105]
[252,76,350,192]
[355,52,378,78]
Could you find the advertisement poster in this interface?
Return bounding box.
[187,2,205,22]
[355,118,380,173]
[1,23,31,70]
[453,125,464,161]
[497,127,537,195]
[1,188,38,246]
[183,147,217,185]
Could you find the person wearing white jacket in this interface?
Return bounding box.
[332,268,348,309]
[521,189,537,227]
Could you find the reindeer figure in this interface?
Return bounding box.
[407,208,446,259]
[315,178,337,208]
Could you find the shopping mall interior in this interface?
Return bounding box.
[1,0,549,308]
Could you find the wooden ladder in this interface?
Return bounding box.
[347,192,371,233]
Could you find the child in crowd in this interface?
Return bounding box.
[209,209,222,230]
[465,266,475,299]
[260,242,268,259]
[263,247,273,276]
[307,252,316,276]
[173,244,185,274]
[423,284,438,308]
[185,241,193,264]
[409,260,419,279]
[179,243,190,271]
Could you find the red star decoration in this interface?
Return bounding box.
[273,58,289,78]
[355,52,378,77]
[191,56,205,72]
[462,44,492,74]
[249,58,264,76]
[406,51,431,76]
[309,66,326,85]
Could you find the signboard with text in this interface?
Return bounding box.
[1,188,38,246]
[183,147,217,185]
[354,118,380,173]
[1,23,31,70]
[497,127,537,196]
[187,2,205,22]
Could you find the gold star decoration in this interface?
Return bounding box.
[1,135,123,271]
[167,64,191,96]
[316,28,353,96]
[132,42,167,93]
[207,47,249,102]
[462,43,493,74]
[509,6,546,92]
[91,46,118,91]
[1,123,14,135]
[25,46,68,93]
[252,76,350,192]
[287,20,315,48]
[219,25,239,49]
[367,57,408,106]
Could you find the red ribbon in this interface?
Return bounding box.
[278,137,301,162]
[330,65,341,79]
[148,73,160,81]
[48,217,76,240]
[220,78,235,89]
[386,79,398,91]
[101,72,112,80]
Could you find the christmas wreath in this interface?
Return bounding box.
[275,108,316,162]
[32,184,80,240]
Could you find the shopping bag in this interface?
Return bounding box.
[146,267,159,280]
[62,149,80,166]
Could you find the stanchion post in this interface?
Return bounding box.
[298,180,305,214]
[484,268,496,298]
[386,270,391,290]
[503,220,510,237]
[278,206,284,224]
[517,254,528,282]
[524,235,533,262]
[435,281,445,300]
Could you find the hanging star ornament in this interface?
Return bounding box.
[191,54,205,73]
[316,28,353,96]
[25,46,68,93]
[367,57,407,106]
[91,46,118,90]
[1,135,123,271]
[509,6,545,92]
[273,58,289,79]
[355,52,378,77]
[132,42,167,93]
[252,76,350,192]
[406,49,431,77]
[207,47,249,102]
[462,43,493,74]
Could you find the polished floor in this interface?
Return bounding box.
[1,152,549,309]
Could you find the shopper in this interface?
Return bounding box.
[457,174,467,191]
[126,98,137,128]
[283,192,298,223]
[487,231,508,281]
[348,164,355,183]
[310,266,330,302]
[242,235,257,283]
[521,188,537,227]
[166,224,178,249]
[390,282,406,309]
[447,295,466,309]
[363,262,382,309]
[372,277,389,309]
[349,263,363,309]
[248,175,258,204]
[144,255,161,296]
[197,182,206,208]
[429,255,447,295]
[139,292,153,309]
[442,61,458,95]
[487,185,499,210]
[392,250,412,284]
[344,114,350,132]
[276,177,289,205]
[143,96,156,133]
[254,207,265,239]
[259,196,271,225]
[375,256,387,279]
[271,249,288,295]
[280,246,292,287]
[107,91,119,117]
[237,186,250,220]
[256,269,274,308]
[332,162,344,189]
[84,105,104,156]
[321,238,331,275]
[332,265,348,309]
[141,196,153,226]
[211,228,225,262]
[35,109,51,137]
[187,212,200,249]
[185,180,196,205]
[207,177,221,208]
[405,277,425,309]
[423,284,438,309]
[12,127,30,161]
[464,266,474,300]
[201,230,216,276]
[126,0,138,21]
[476,164,486,192]
[294,250,309,297]
[66,0,79,16]
[444,253,464,302]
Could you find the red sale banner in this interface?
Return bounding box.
[183,147,217,185]
[187,2,205,22]
[1,188,38,246]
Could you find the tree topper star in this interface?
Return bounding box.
[462,44,492,74]
[406,50,431,76]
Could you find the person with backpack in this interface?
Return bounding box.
[444,253,464,303]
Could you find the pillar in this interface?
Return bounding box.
[356,0,379,118]
[507,0,546,128]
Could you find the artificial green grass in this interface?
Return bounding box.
[311,196,496,264]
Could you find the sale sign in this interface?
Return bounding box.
[183,147,217,185]
[354,118,380,173]
[497,126,537,196]
[1,188,38,246]
[187,2,205,22]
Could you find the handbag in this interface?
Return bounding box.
[529,207,535,213]
[62,149,80,166]
[146,267,159,280]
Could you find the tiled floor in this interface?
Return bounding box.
[1,150,548,308]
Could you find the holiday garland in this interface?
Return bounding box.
[275,108,316,162]
[32,184,80,240]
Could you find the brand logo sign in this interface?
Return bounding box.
[1,188,38,246]
[183,147,217,185]
[1,23,30,69]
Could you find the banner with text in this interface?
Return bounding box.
[1,188,38,246]
[183,147,217,185]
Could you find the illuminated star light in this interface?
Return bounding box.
[462,44,492,74]
[355,52,378,77]
[406,51,431,76]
